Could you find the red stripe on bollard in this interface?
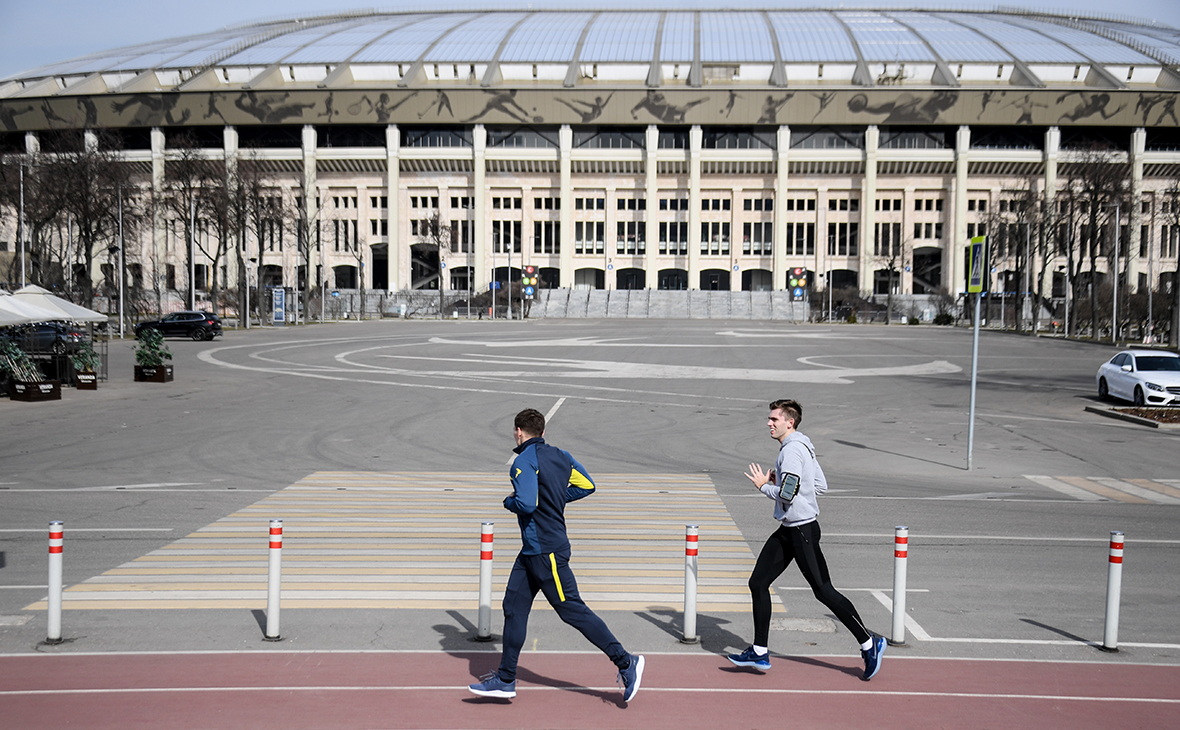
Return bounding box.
[269,524,283,549]
[686,532,698,556]
[895,534,908,558]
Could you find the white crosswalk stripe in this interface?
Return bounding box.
[28,472,779,615]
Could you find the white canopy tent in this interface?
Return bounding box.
[0,292,67,327]
[11,285,108,324]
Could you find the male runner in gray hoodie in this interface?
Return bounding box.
[728,399,886,680]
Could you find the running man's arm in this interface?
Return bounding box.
[504,452,539,515]
[565,454,595,502]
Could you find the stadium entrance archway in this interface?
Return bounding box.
[260,265,283,289]
[617,268,645,290]
[701,269,730,290]
[659,269,688,290]
[742,269,773,291]
[371,244,388,290]
[540,267,560,288]
[913,247,942,294]
[830,269,858,291]
[450,266,471,292]
[333,265,357,289]
[575,268,604,289]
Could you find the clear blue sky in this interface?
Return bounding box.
[2,1,1178,80]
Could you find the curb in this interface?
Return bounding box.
[1084,405,1180,430]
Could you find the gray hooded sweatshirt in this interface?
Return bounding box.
[757,431,828,527]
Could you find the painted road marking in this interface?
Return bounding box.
[1,685,1177,703]
[1024,475,1180,504]
[25,472,778,614]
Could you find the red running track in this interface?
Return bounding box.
[1,651,1177,730]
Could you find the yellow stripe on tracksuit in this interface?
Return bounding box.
[570,468,594,492]
[549,553,566,602]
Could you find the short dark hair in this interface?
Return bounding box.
[514,408,545,437]
[769,399,802,429]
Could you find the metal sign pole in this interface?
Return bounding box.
[967,236,987,471]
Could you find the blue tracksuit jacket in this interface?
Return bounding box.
[504,436,595,555]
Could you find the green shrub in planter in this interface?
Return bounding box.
[907,317,920,325]
[1,340,42,382]
[933,313,955,326]
[71,340,101,373]
[134,327,172,368]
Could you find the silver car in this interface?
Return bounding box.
[1096,350,1180,407]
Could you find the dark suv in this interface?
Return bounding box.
[135,311,222,341]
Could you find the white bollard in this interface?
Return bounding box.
[476,522,494,641]
[682,525,699,644]
[890,526,908,647]
[46,521,64,644]
[1102,530,1124,653]
[264,519,283,641]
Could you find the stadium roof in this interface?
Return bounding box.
[3,7,1180,95]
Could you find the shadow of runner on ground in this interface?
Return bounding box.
[634,608,747,656]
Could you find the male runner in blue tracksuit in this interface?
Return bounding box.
[468,408,644,701]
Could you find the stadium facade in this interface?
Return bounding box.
[1,6,1179,317]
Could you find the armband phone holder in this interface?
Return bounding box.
[779,473,801,502]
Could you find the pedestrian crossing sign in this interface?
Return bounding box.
[968,236,987,294]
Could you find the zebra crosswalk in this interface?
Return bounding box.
[1024,475,1180,504]
[28,472,780,615]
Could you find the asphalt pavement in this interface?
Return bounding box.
[1,318,1177,669]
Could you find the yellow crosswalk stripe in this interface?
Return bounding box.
[26,472,779,614]
[1025,475,1174,504]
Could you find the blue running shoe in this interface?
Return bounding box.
[862,635,886,680]
[727,646,771,670]
[468,672,516,698]
[617,654,645,702]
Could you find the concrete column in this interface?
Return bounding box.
[224,127,239,283]
[1043,126,1060,302]
[863,125,879,295]
[688,125,702,289]
[817,187,828,290]
[560,124,573,288]
[386,125,401,290]
[1129,128,1146,290]
[953,125,971,295]
[605,184,616,290]
[151,128,166,301]
[301,125,318,290]
[83,130,98,152]
[774,126,790,290]
[25,131,39,155]
[473,125,487,289]
[645,125,659,288]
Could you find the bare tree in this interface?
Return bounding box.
[870,228,911,326]
[1161,180,1180,347]
[290,177,324,323]
[1063,142,1132,342]
[36,131,131,306]
[162,133,219,310]
[416,211,452,318]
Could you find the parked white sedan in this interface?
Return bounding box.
[1096,350,1180,406]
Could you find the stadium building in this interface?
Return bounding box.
[1,6,1179,321]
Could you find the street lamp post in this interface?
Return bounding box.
[189,197,196,311]
[18,161,26,287]
[117,184,124,339]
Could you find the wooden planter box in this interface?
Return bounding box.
[134,365,174,383]
[76,372,98,390]
[9,380,62,402]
